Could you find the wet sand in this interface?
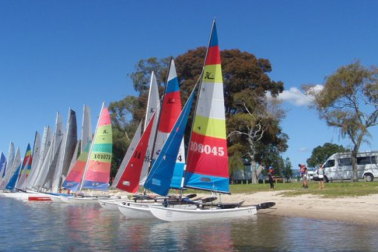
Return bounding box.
[222,191,378,226]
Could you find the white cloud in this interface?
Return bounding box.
[268,85,324,106]
[298,147,309,153]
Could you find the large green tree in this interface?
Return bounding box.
[110,48,288,181]
[306,143,348,168]
[304,61,378,182]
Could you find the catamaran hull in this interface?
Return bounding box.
[118,202,156,219]
[149,205,257,222]
[98,199,125,210]
[59,196,101,203]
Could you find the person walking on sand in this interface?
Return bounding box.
[268,166,275,189]
[318,164,325,189]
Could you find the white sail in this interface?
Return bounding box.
[81,105,92,154]
[51,108,78,193]
[27,126,52,189]
[18,132,41,190]
[0,142,15,190]
[139,72,160,185]
[33,113,65,191]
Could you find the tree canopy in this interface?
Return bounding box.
[109,47,287,180]
[304,61,378,181]
[306,143,348,168]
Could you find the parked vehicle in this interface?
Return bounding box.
[322,151,378,182]
[312,170,330,183]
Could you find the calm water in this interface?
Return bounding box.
[1,196,377,252]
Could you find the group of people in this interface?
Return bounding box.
[266,163,325,190]
[299,164,325,189]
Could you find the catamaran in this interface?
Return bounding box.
[146,20,274,222]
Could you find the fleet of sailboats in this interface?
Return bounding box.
[1,20,274,221]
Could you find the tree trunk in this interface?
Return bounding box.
[351,147,359,182]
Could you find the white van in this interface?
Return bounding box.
[322,151,378,182]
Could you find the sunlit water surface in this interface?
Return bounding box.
[1,197,377,252]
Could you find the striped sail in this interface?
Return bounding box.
[144,87,196,196]
[62,105,92,192]
[81,103,112,191]
[62,141,91,191]
[184,21,230,194]
[25,132,41,189]
[151,59,186,189]
[16,144,32,189]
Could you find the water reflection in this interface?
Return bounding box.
[1,197,378,252]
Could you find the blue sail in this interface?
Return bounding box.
[144,87,196,196]
[5,164,21,191]
[0,153,6,178]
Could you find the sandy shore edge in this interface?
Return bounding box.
[218,191,378,226]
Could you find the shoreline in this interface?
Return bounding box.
[221,191,378,227]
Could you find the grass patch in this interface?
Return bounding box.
[226,181,378,198]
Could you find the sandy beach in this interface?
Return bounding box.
[219,191,378,227]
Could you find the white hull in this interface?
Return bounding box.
[149,205,257,222]
[98,199,125,210]
[59,196,101,203]
[118,202,156,219]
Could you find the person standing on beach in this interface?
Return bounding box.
[300,164,308,189]
[318,164,325,189]
[268,166,275,189]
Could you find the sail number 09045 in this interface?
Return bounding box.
[189,141,225,156]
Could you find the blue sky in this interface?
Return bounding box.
[1,0,378,168]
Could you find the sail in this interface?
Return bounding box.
[25,131,41,189]
[26,126,52,189]
[139,72,160,185]
[116,113,156,193]
[151,59,186,189]
[1,147,19,190]
[114,72,160,192]
[6,142,15,174]
[62,141,91,191]
[0,153,6,181]
[111,121,142,188]
[81,105,92,154]
[184,21,230,194]
[144,87,196,196]
[81,103,112,191]
[34,113,65,191]
[0,143,15,190]
[51,108,78,193]
[16,144,32,189]
[62,105,93,192]
[5,164,21,191]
